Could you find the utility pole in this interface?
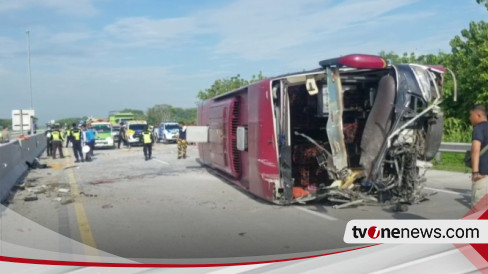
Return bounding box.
[26,29,33,110]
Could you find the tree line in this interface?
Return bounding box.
[53,106,197,128]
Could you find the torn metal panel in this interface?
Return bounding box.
[326,67,348,171]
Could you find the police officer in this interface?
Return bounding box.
[70,123,84,163]
[140,125,154,160]
[44,125,53,156]
[50,125,64,159]
[65,125,72,148]
[177,122,187,159]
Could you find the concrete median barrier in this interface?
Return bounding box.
[0,134,46,203]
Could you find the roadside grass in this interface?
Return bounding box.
[431,152,470,173]
[434,117,471,173]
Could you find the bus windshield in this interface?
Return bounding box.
[165,124,179,130]
[129,124,146,131]
[93,124,111,133]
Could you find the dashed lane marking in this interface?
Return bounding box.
[153,158,170,165]
[295,206,339,221]
[425,187,470,197]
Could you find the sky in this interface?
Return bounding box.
[0,0,487,124]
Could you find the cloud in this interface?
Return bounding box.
[103,16,203,48]
[0,37,24,58]
[200,0,423,60]
[92,0,423,61]
[0,0,98,16]
[48,31,93,44]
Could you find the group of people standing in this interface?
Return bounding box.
[137,122,188,161]
[45,123,96,162]
[44,121,189,163]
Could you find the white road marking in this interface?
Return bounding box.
[425,187,470,197]
[295,206,338,221]
[153,158,169,165]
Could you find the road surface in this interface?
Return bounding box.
[1,142,473,263]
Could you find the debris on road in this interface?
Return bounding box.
[24,195,38,202]
[79,192,97,197]
[60,198,74,205]
[25,158,48,169]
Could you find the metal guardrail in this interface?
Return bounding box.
[439,142,470,153]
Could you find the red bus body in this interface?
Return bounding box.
[195,54,449,206]
[197,80,279,201]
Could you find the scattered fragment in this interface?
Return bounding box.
[79,192,97,197]
[90,180,115,185]
[34,188,47,194]
[58,188,70,193]
[53,197,62,202]
[61,198,74,205]
[102,204,113,209]
[24,195,38,202]
[16,183,26,190]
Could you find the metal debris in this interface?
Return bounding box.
[24,195,38,202]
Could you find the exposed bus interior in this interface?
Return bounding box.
[275,68,393,201]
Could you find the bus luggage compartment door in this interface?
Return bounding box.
[186,126,209,143]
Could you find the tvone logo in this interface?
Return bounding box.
[368,226,380,239]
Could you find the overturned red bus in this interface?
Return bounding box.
[189,54,454,207]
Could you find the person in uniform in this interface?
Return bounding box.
[70,123,84,163]
[140,125,154,160]
[50,125,64,159]
[44,125,53,156]
[177,122,187,159]
[65,125,72,148]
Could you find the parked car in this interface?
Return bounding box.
[126,120,148,145]
[92,122,115,149]
[157,121,179,143]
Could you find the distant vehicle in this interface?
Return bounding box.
[91,122,115,149]
[192,54,456,208]
[109,112,135,126]
[126,120,147,145]
[157,121,179,143]
[0,126,10,143]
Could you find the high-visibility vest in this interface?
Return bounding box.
[72,129,82,141]
[142,131,152,144]
[65,129,71,137]
[52,130,63,141]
